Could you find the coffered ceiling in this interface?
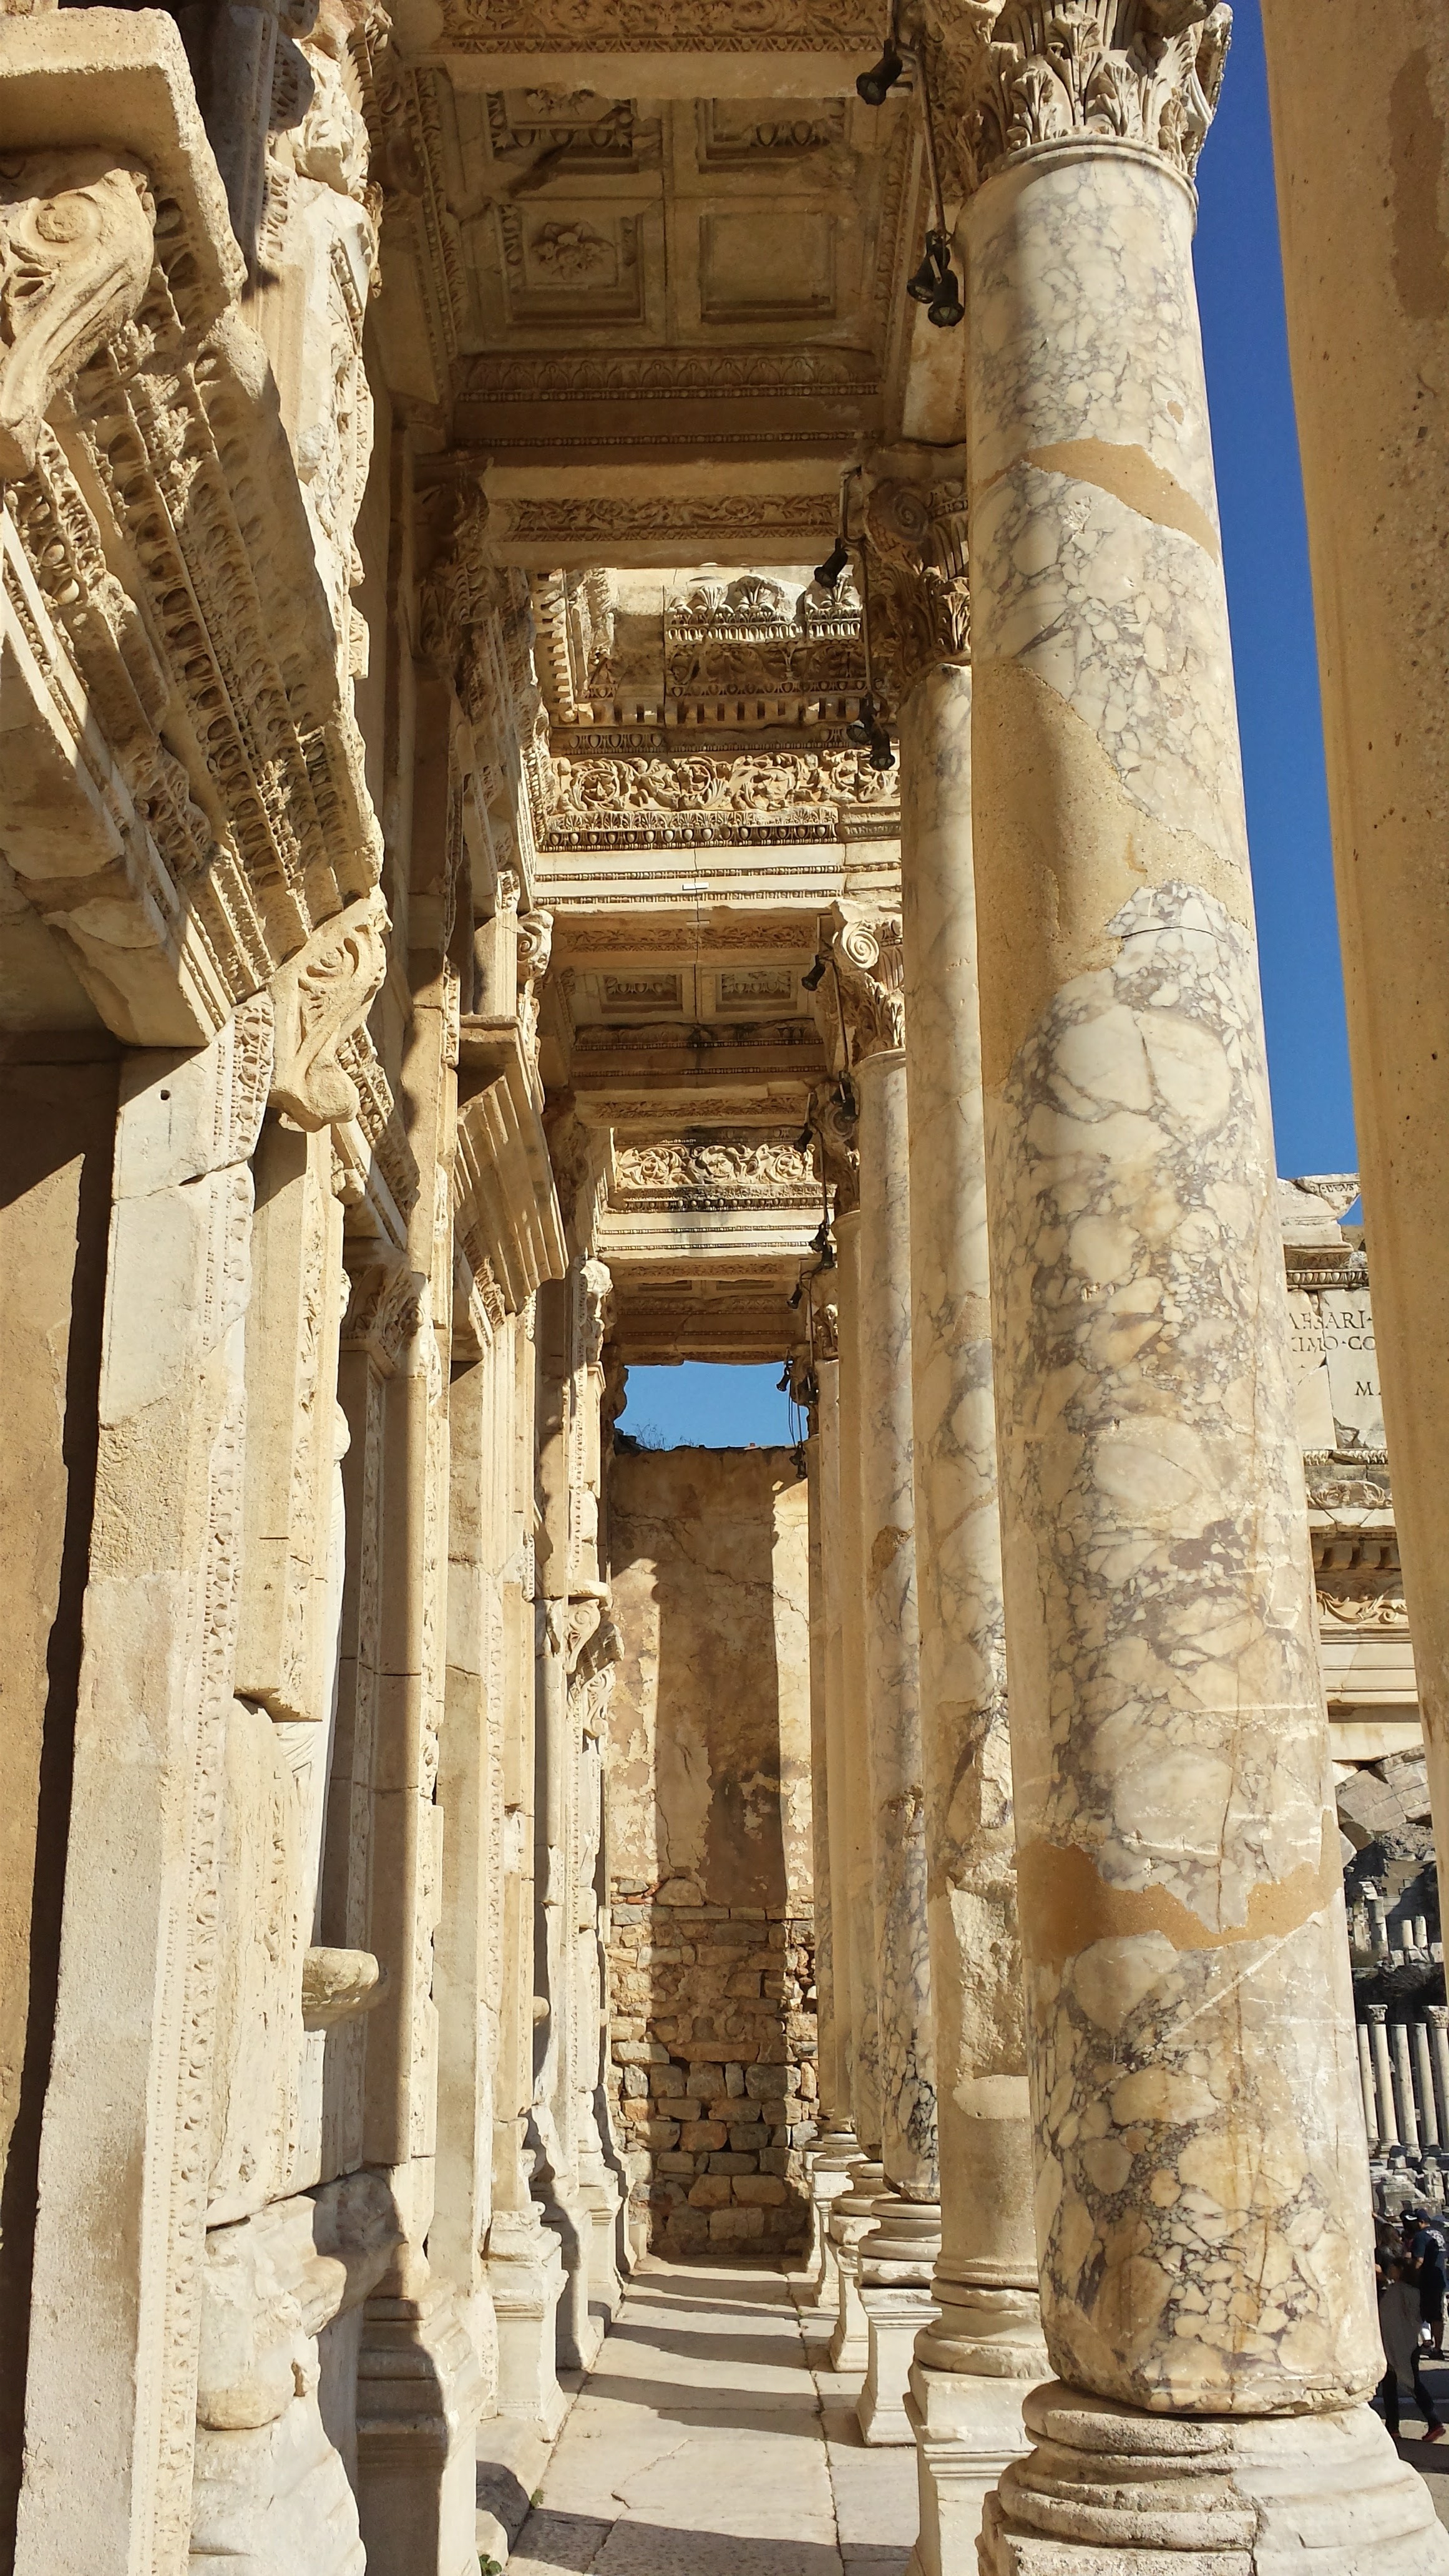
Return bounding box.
[371,7,932,519]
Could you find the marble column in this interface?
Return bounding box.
[1356,2021,1378,2152]
[1428,2008,1449,2145]
[1259,1,1449,1911]
[881,613,1046,2560]
[1413,2019,1440,2154]
[832,1199,885,2164]
[831,921,940,2441]
[937,9,1449,2563]
[1368,2004,1400,2152]
[802,1330,861,2307]
[1391,2021,1422,2157]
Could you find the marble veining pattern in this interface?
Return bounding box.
[857,1051,937,2202]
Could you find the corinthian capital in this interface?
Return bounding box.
[927,0,1232,197]
[864,474,970,700]
[0,152,156,476]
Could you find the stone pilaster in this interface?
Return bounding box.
[937,6,1449,2565]
[831,915,940,2442]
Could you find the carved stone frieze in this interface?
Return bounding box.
[0,151,156,476]
[613,1133,819,1211]
[925,0,1233,200]
[457,346,879,404]
[438,0,879,49]
[489,491,836,560]
[541,749,899,852]
[271,890,389,1131]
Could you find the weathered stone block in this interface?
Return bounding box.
[733,2175,787,2206]
[680,2120,728,2153]
[709,2207,765,2242]
[707,2152,757,2176]
[687,2177,733,2209]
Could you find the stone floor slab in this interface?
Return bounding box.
[500,2260,919,2576]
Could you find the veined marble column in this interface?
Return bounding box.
[871,528,1047,2559]
[934,8,1449,2564]
[802,1327,861,2308]
[831,922,940,2442]
[832,1198,884,2164]
[1259,2,1449,1913]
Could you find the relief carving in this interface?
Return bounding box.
[829,914,905,1061]
[865,476,970,700]
[0,150,155,475]
[271,890,389,1130]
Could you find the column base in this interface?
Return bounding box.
[484,2208,568,2441]
[577,2171,625,2325]
[802,2125,861,2310]
[355,2276,487,2576]
[857,2285,940,2444]
[979,2382,1449,2573]
[902,2361,1035,2574]
[826,2160,884,2372]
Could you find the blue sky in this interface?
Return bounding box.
[621,0,1352,1453]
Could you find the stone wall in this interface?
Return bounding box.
[605,1446,817,2259]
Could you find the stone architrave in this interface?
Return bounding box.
[1258,1,1449,1911]
[930,4,1449,2564]
[867,474,1048,2557]
[830,912,941,2444]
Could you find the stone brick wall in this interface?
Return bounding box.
[608,1895,817,2256]
[603,1447,817,2257]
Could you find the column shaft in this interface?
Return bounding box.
[836,1209,884,2157]
[856,1046,935,2205]
[968,127,1375,2419]
[1413,2019,1440,2152]
[1369,2008,1400,2150]
[896,657,1045,2549]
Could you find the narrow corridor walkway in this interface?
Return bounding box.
[503,2263,919,2576]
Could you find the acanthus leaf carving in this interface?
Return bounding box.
[271,889,389,1130]
[927,0,1232,199]
[864,474,971,700]
[0,150,155,476]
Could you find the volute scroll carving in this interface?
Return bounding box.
[0,149,156,476]
[831,914,906,1063]
[270,888,389,1130]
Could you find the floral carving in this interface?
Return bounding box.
[927,0,1232,197]
[0,150,155,475]
[613,1133,818,1208]
[529,218,615,280]
[440,0,879,48]
[271,890,390,1129]
[866,477,971,698]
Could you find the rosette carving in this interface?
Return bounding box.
[0,151,156,475]
[926,0,1232,198]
